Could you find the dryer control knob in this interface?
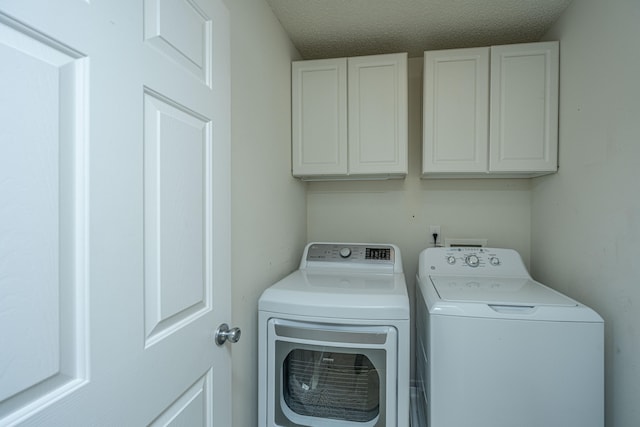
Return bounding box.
[490,257,500,266]
[339,247,352,258]
[447,256,456,265]
[465,254,480,267]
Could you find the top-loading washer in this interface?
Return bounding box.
[258,242,410,427]
[414,247,604,427]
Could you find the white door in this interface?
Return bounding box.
[0,0,233,425]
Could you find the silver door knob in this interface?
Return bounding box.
[215,323,241,346]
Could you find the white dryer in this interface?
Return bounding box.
[415,247,604,427]
[258,243,410,427]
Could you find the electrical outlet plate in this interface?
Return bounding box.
[429,225,441,244]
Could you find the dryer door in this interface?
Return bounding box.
[267,319,397,427]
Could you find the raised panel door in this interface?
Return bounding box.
[348,53,408,177]
[292,58,348,177]
[422,47,489,175]
[489,41,559,173]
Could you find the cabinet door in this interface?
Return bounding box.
[490,42,559,173]
[348,53,408,177]
[292,58,348,177]
[423,48,489,175]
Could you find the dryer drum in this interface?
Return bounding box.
[283,349,380,422]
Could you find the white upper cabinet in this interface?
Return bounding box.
[292,58,348,177]
[292,53,408,180]
[489,42,559,174]
[423,47,490,174]
[423,41,559,178]
[347,54,408,177]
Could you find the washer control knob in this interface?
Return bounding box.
[339,247,352,258]
[465,254,480,267]
[489,257,500,266]
[447,256,456,265]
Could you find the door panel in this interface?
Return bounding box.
[144,0,212,85]
[143,88,212,347]
[0,12,89,419]
[149,370,213,426]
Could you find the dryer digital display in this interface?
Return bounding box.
[366,247,390,260]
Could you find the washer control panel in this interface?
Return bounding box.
[420,247,528,277]
[303,243,400,271]
[444,251,500,268]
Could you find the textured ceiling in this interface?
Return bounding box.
[266,0,573,59]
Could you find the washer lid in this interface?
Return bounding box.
[429,275,577,307]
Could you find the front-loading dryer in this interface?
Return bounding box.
[258,242,410,427]
[415,247,604,427]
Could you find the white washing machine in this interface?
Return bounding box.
[258,242,410,427]
[415,247,604,427]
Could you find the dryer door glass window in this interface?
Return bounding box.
[283,349,380,422]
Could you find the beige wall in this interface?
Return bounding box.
[225,1,306,426]
[306,57,533,379]
[533,0,640,425]
[226,0,640,425]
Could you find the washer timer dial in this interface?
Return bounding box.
[465,254,480,267]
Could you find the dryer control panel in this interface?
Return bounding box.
[302,243,402,272]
